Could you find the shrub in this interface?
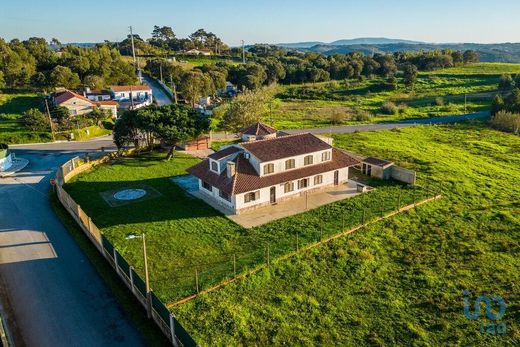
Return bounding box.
[434,97,444,106]
[489,110,520,134]
[354,110,372,121]
[381,101,399,115]
[24,108,50,132]
[330,111,345,125]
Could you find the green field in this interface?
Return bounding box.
[0,92,53,144]
[263,63,520,129]
[173,123,519,346]
[65,149,432,305]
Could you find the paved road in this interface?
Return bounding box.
[0,137,141,346]
[283,111,490,135]
[142,75,173,106]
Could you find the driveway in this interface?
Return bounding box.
[0,138,142,346]
[142,75,172,106]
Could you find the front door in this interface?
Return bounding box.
[334,170,339,185]
[270,186,276,204]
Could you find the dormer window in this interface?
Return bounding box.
[285,159,295,170]
[263,163,274,174]
[304,155,313,166]
[210,160,219,173]
[322,151,331,161]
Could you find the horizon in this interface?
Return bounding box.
[2,0,520,46]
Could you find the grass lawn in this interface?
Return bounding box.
[264,63,520,129]
[0,92,53,144]
[65,150,431,305]
[172,123,519,346]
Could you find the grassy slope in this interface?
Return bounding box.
[173,123,519,346]
[266,63,520,129]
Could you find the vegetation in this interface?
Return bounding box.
[173,123,519,346]
[113,104,210,159]
[490,111,520,134]
[0,37,136,90]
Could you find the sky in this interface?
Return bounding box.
[1,0,520,46]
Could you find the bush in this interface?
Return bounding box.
[381,101,399,115]
[330,111,345,125]
[489,110,520,134]
[434,97,444,106]
[24,108,50,131]
[354,110,372,121]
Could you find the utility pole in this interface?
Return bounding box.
[142,233,151,319]
[129,26,137,71]
[44,98,55,141]
[159,63,163,83]
[241,40,245,64]
[170,75,178,104]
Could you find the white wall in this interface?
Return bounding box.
[112,90,152,101]
[249,148,333,176]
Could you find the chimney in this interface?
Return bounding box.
[226,161,236,178]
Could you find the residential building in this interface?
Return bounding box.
[185,48,212,56]
[83,88,112,101]
[187,132,360,214]
[52,89,118,118]
[110,85,153,109]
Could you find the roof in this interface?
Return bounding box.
[208,146,242,160]
[95,100,118,106]
[86,90,111,95]
[363,156,394,167]
[54,90,93,105]
[240,133,331,162]
[240,122,277,136]
[187,148,360,195]
[110,85,152,92]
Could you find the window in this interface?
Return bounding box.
[284,182,294,193]
[244,191,260,203]
[202,181,212,191]
[285,159,295,170]
[211,161,218,172]
[219,190,231,202]
[121,93,125,97]
[263,163,274,174]
[298,178,309,189]
[322,151,331,161]
[314,175,323,185]
[304,155,313,166]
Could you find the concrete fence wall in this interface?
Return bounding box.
[56,155,197,347]
[391,166,417,184]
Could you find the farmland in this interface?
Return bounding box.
[262,63,520,129]
[173,123,520,346]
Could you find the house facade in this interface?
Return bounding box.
[110,85,152,102]
[52,90,118,118]
[187,132,360,214]
[185,48,212,56]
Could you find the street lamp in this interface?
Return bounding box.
[125,233,151,318]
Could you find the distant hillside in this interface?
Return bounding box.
[330,37,423,45]
[276,41,324,49]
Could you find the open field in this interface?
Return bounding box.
[64,151,431,304]
[264,63,520,129]
[173,123,520,346]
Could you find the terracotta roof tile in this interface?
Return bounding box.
[187,148,360,195]
[241,133,331,162]
[239,122,277,136]
[54,90,93,105]
[208,146,242,160]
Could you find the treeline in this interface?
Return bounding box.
[0,37,136,90]
[490,82,520,135]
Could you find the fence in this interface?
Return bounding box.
[55,155,197,347]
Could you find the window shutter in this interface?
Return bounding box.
[255,191,260,200]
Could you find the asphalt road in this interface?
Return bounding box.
[142,75,173,106]
[0,137,142,346]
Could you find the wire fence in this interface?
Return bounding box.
[56,155,196,347]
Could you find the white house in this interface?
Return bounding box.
[185,48,212,56]
[187,132,360,214]
[53,89,118,118]
[110,85,153,107]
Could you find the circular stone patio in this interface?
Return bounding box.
[113,189,147,201]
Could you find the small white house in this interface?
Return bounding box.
[187,132,360,214]
[110,85,153,104]
[185,48,212,56]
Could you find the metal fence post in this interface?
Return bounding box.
[129,266,135,294]
[170,314,179,347]
[113,248,119,274]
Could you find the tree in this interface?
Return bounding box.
[179,71,213,107]
[222,88,271,132]
[113,110,142,149]
[49,65,80,89]
[50,106,70,124]
[0,71,5,90]
[506,88,520,113]
[24,108,51,131]
[83,75,105,90]
[402,63,418,88]
[151,104,210,160]
[463,50,479,64]
[498,74,514,91]
[491,94,505,116]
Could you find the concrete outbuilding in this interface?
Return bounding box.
[361,156,394,179]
